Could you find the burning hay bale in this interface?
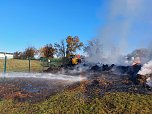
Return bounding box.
[138,60,152,88]
[146,76,152,88]
[102,64,115,71]
[128,64,142,85]
[114,66,130,74]
[90,64,115,72]
[136,74,147,85]
[83,71,152,99]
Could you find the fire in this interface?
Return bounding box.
[132,57,141,66]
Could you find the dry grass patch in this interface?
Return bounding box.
[0,59,43,72]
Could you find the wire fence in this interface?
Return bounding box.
[0,57,4,72]
[0,57,63,73]
[0,57,46,73]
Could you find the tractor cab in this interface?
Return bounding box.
[68,54,81,66]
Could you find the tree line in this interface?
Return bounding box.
[13,36,84,60]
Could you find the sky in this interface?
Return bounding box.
[0,0,102,52]
[0,0,152,54]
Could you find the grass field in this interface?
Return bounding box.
[0,59,151,114]
[0,85,151,114]
[0,59,43,72]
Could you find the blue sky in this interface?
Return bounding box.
[0,0,102,52]
[0,0,152,53]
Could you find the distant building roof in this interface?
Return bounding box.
[0,52,14,55]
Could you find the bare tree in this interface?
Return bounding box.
[54,40,66,58]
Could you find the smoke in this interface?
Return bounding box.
[127,44,152,65]
[138,61,152,87]
[138,61,152,75]
[146,77,152,87]
[86,0,152,65]
[0,72,86,82]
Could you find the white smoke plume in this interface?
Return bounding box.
[127,44,152,65]
[86,0,152,65]
[138,61,152,87]
[138,61,152,75]
[146,77,152,87]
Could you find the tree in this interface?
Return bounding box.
[66,36,83,57]
[40,44,56,58]
[24,47,37,59]
[84,39,103,57]
[54,40,66,58]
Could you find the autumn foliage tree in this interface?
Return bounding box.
[40,44,56,58]
[66,36,83,57]
[24,47,37,59]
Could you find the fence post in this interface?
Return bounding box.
[43,58,44,71]
[28,57,31,73]
[4,56,7,74]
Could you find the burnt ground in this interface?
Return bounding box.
[0,77,74,103]
[84,71,152,99]
[0,71,151,103]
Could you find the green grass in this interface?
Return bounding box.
[0,59,43,72]
[0,87,151,114]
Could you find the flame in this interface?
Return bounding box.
[132,57,141,66]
